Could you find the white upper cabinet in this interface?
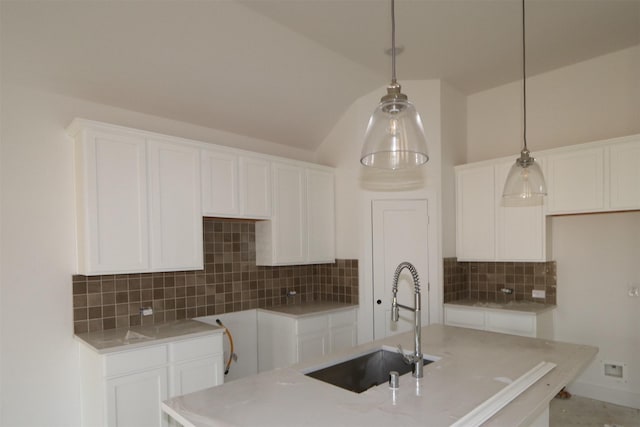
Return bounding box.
[546,147,605,214]
[70,119,204,275]
[256,163,335,266]
[148,139,203,271]
[70,118,336,273]
[455,164,496,261]
[455,159,549,262]
[258,162,307,265]
[545,135,640,214]
[495,160,547,261]
[306,168,336,263]
[200,150,271,219]
[608,139,640,210]
[72,123,150,275]
[240,157,271,218]
[456,134,640,263]
[201,150,240,216]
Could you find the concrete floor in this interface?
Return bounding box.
[550,395,640,427]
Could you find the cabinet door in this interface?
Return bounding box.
[495,160,547,261]
[609,140,640,210]
[257,311,297,372]
[485,311,536,337]
[76,128,149,274]
[106,367,168,427]
[240,157,271,218]
[444,306,485,330]
[297,331,329,363]
[329,324,357,353]
[148,139,203,271]
[170,356,223,396]
[546,147,604,214]
[306,168,335,263]
[201,150,239,217]
[456,165,495,260]
[271,163,307,264]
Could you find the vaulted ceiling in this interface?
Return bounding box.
[2,0,639,150]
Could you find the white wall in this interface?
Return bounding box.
[552,212,640,409]
[315,80,444,344]
[468,45,640,162]
[466,45,640,408]
[0,83,315,427]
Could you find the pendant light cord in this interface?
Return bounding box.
[391,0,397,84]
[522,0,528,151]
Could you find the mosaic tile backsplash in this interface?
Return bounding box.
[73,219,358,334]
[443,257,556,305]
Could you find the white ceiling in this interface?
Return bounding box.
[2,0,639,151]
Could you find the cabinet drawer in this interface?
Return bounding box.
[486,311,535,337]
[444,307,485,330]
[170,334,223,362]
[330,309,356,327]
[105,345,167,377]
[297,315,329,335]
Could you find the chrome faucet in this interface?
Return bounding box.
[391,261,423,378]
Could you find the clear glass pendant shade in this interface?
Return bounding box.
[360,99,429,170]
[502,151,547,206]
[501,0,547,207]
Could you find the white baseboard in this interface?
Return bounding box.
[568,380,640,410]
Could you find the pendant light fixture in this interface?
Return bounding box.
[502,0,547,206]
[360,0,429,170]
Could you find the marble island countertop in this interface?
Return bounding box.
[162,324,597,427]
[445,299,556,314]
[259,301,357,318]
[74,319,223,354]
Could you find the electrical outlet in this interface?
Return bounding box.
[140,307,154,316]
[532,289,546,299]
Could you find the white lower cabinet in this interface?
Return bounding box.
[106,367,168,427]
[80,333,223,427]
[257,308,357,372]
[444,305,554,339]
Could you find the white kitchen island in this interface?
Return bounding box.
[162,324,597,427]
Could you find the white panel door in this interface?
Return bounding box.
[240,157,271,218]
[609,140,640,210]
[372,200,429,340]
[456,165,495,260]
[106,367,168,427]
[495,160,546,261]
[306,168,335,263]
[79,129,149,274]
[271,163,307,264]
[546,147,604,213]
[148,139,203,271]
[170,357,223,396]
[201,149,239,216]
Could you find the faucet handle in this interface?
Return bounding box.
[397,344,419,365]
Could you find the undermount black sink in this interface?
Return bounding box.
[304,348,433,394]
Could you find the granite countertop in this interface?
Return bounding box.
[162,324,597,427]
[445,298,556,314]
[75,319,223,354]
[259,301,357,318]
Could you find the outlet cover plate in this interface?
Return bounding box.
[532,290,546,299]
